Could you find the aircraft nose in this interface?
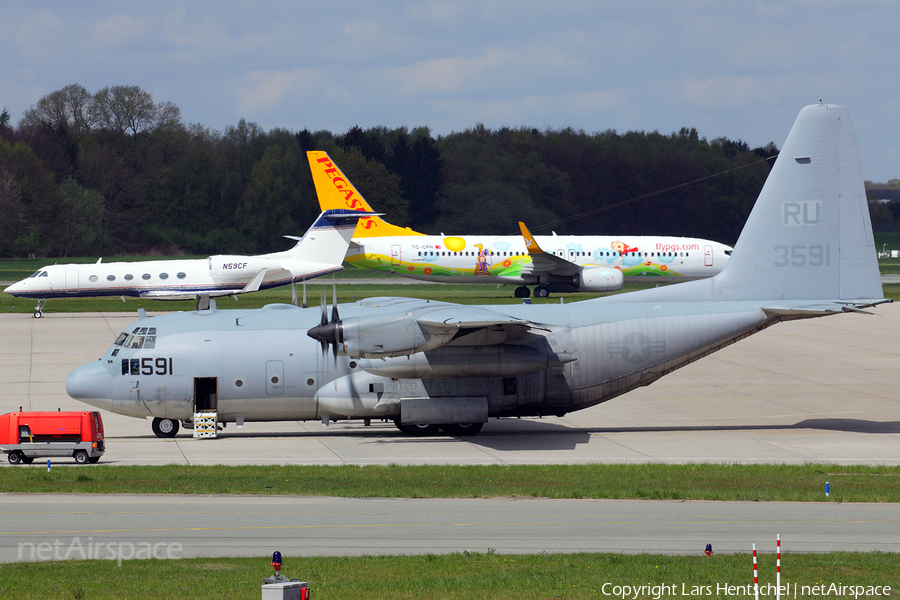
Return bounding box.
[67,360,114,411]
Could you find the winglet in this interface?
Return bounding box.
[518,222,544,254]
[307,151,425,238]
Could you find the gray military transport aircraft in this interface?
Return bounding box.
[66,103,888,438]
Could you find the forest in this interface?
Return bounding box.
[1,83,892,259]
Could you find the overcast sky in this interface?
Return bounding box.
[2,1,898,182]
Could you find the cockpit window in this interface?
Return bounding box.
[114,328,157,349]
[29,270,49,278]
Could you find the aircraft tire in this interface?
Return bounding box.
[73,450,89,464]
[152,417,180,438]
[440,423,484,436]
[514,286,531,298]
[8,452,22,465]
[534,286,550,298]
[33,310,42,319]
[394,420,440,436]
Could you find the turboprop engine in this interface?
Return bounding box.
[308,311,458,359]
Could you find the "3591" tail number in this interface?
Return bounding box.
[773,245,830,267]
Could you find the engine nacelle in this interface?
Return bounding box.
[209,256,267,281]
[573,267,624,292]
[337,313,457,359]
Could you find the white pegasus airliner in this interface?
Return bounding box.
[4,209,370,317]
[308,151,733,298]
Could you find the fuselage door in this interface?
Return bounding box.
[391,244,401,265]
[704,245,713,267]
[65,269,79,293]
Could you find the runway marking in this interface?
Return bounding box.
[5,516,898,538]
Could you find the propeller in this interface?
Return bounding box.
[307,279,342,360]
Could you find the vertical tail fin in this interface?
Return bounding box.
[715,103,882,302]
[619,104,884,307]
[282,209,374,275]
[307,150,425,238]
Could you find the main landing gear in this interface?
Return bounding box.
[393,420,484,436]
[514,286,550,298]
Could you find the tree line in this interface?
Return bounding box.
[0,82,842,259]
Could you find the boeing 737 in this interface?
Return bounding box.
[4,209,371,317]
[66,104,888,439]
[308,151,733,297]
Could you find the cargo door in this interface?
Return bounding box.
[193,377,218,438]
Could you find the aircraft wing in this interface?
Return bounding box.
[517,221,582,276]
[311,297,557,360]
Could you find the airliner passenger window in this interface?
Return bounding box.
[160,273,169,279]
[142,274,151,280]
[125,274,133,281]
[177,272,186,279]
[89,275,98,282]
[107,275,115,281]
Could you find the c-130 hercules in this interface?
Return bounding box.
[67,104,888,438]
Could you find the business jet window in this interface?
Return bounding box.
[159,273,169,280]
[125,274,133,281]
[177,272,186,279]
[28,270,48,278]
[89,275,98,282]
[142,273,151,280]
[107,275,115,281]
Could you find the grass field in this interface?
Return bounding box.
[2,463,899,502]
[2,551,898,599]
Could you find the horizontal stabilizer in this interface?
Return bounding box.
[763,298,891,318]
